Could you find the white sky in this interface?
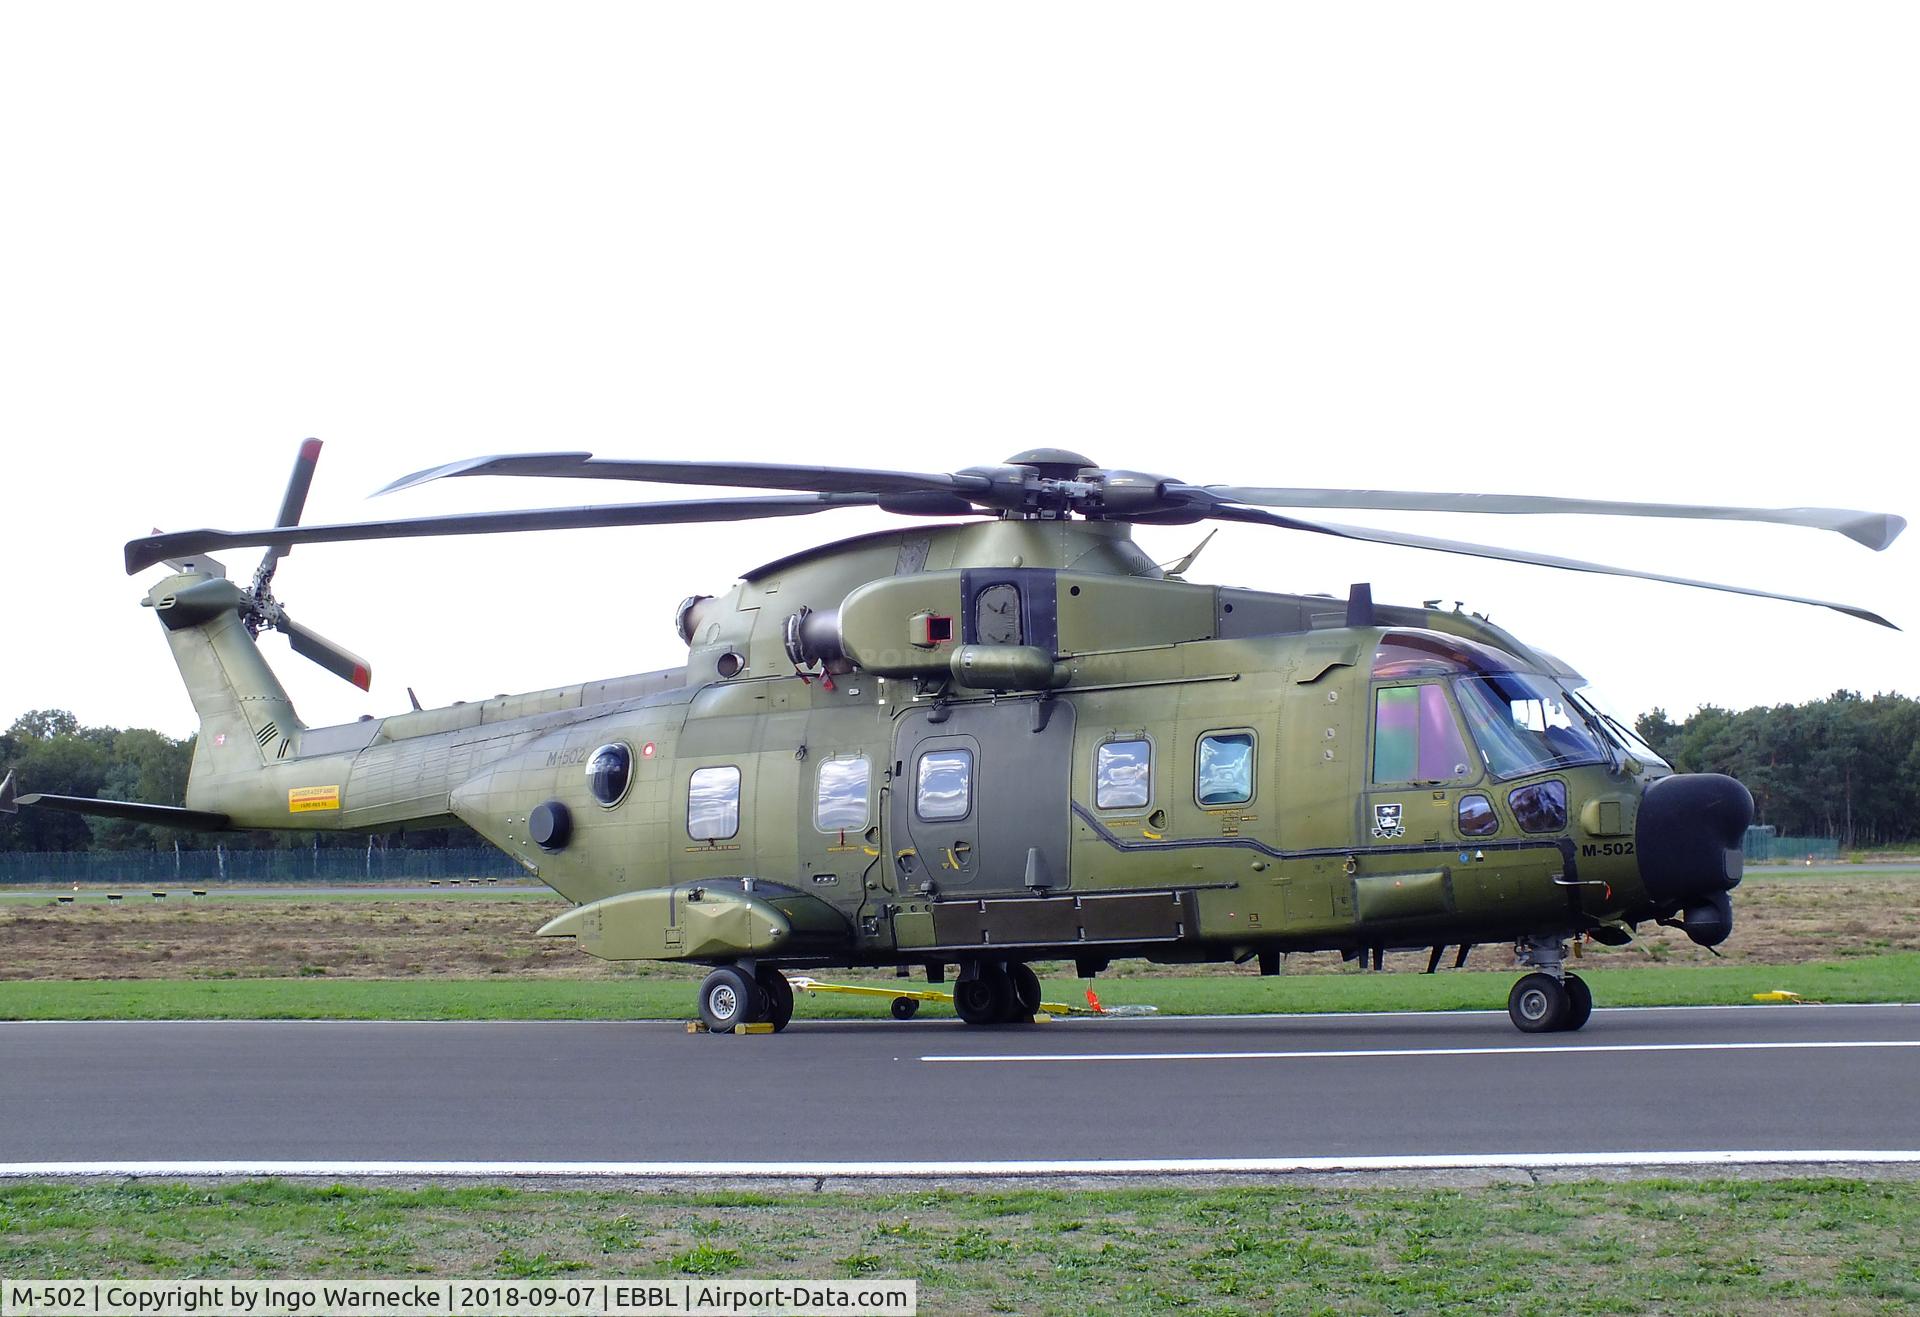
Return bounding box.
[2,3,1914,742]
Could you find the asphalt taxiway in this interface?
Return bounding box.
[3,1004,1918,1177]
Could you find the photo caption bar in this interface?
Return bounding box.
[1,1279,916,1317]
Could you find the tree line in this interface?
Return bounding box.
[0,710,474,852]
[5,692,1917,852]
[1635,691,1920,848]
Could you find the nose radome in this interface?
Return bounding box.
[1636,773,1755,907]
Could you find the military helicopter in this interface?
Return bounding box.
[2,442,1905,1034]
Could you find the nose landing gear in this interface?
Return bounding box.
[1507,935,1593,1033]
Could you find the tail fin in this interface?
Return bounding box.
[145,564,306,782]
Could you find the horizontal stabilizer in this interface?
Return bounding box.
[13,790,230,831]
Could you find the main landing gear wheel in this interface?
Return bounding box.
[891,996,920,1020]
[754,966,795,1032]
[698,966,761,1034]
[954,965,1012,1025]
[1006,963,1043,1022]
[1508,972,1569,1033]
[1561,972,1593,1032]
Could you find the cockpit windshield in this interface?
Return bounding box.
[1453,673,1608,779]
[1568,687,1672,770]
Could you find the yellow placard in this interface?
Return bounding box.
[288,785,341,813]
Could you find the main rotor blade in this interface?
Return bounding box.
[379,452,993,499]
[12,791,230,831]
[127,494,885,574]
[275,612,372,691]
[1188,485,1906,551]
[1204,503,1899,629]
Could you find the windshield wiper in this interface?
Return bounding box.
[1566,692,1623,773]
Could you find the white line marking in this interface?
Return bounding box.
[1057,1002,1920,1023]
[3,1151,1918,1179]
[2,1002,1915,1027]
[922,1039,1920,1063]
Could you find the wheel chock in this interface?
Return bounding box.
[686,1020,709,1034]
[736,1022,776,1035]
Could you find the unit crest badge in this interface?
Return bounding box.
[1371,802,1406,839]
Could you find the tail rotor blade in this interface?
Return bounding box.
[273,439,325,537]
[276,612,372,691]
[261,438,324,572]
[251,439,327,612]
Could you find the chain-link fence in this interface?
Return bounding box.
[1743,827,1841,862]
[0,846,525,885]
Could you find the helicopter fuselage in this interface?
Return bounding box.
[54,439,1899,1035]
[156,519,1741,1003]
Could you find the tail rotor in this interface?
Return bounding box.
[238,439,374,691]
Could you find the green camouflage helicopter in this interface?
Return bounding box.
[2,443,1905,1034]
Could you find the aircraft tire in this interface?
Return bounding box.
[1507,972,1569,1033]
[699,966,761,1034]
[1561,973,1593,1031]
[1006,962,1043,1021]
[954,966,1012,1025]
[755,966,795,1032]
[891,996,920,1020]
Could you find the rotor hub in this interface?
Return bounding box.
[1003,448,1097,480]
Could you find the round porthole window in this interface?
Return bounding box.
[585,743,633,807]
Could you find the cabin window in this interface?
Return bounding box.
[1458,793,1500,837]
[814,755,871,832]
[1373,685,1473,783]
[1509,780,1568,834]
[916,749,973,822]
[1096,739,1152,810]
[585,743,632,808]
[1195,731,1255,807]
[688,765,741,840]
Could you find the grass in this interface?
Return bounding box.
[6,874,1918,986]
[1,952,1915,1021]
[1,1178,1918,1313]
[2,877,1916,1022]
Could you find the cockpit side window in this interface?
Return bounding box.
[1373,685,1474,784]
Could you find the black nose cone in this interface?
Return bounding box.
[1636,773,1754,907]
